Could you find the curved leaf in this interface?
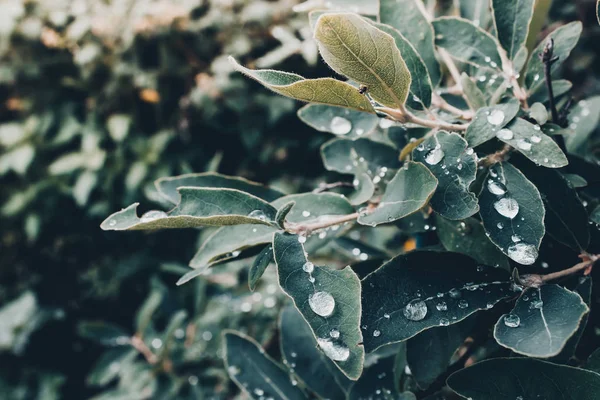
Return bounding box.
[297,104,379,138]
[491,0,535,59]
[249,245,274,291]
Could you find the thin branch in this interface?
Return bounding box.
[377,106,468,132]
[432,93,474,120]
[131,335,158,364]
[478,144,513,167]
[540,253,598,283]
[438,48,464,90]
[312,181,354,193]
[540,38,567,152]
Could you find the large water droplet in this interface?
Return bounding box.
[330,116,352,135]
[507,243,538,265]
[497,129,514,140]
[329,328,340,339]
[504,314,520,328]
[403,299,428,321]
[487,180,507,195]
[248,210,267,221]
[439,318,450,326]
[372,329,381,337]
[436,301,447,311]
[516,138,532,151]
[425,147,445,165]
[309,291,335,317]
[449,288,461,299]
[303,261,314,273]
[487,109,505,126]
[494,198,519,219]
[140,210,167,223]
[458,300,469,309]
[317,338,350,361]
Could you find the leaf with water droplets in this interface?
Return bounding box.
[464,99,520,147]
[432,17,502,70]
[479,162,545,265]
[279,306,352,399]
[361,251,511,352]
[511,156,589,251]
[412,131,479,220]
[248,245,274,292]
[101,188,278,231]
[314,13,412,108]
[525,22,582,94]
[496,118,568,168]
[461,73,486,110]
[435,216,510,270]
[357,162,437,226]
[297,104,379,138]
[348,172,376,206]
[275,201,296,229]
[273,232,364,380]
[348,353,416,400]
[223,331,305,400]
[494,284,589,357]
[565,96,600,155]
[448,357,600,400]
[321,138,401,175]
[491,0,535,59]
[380,0,441,86]
[155,172,284,204]
[229,57,375,113]
[407,316,475,389]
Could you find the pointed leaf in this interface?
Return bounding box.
[279,306,351,399]
[492,0,535,59]
[297,104,379,138]
[432,17,502,70]
[229,57,374,113]
[314,13,412,108]
[275,201,296,229]
[357,161,437,226]
[273,232,364,380]
[479,162,545,265]
[464,99,520,147]
[448,358,600,400]
[380,0,441,86]
[494,284,588,357]
[321,138,401,175]
[223,331,305,400]
[249,245,274,291]
[155,172,284,204]
[412,131,479,220]
[361,251,512,352]
[460,73,486,110]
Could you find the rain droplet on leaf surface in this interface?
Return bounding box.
[487,180,507,195]
[308,291,335,317]
[425,147,445,165]
[458,300,469,309]
[436,301,448,311]
[140,210,167,222]
[517,139,532,151]
[494,198,519,219]
[317,338,350,361]
[487,109,505,126]
[248,210,267,221]
[496,128,514,140]
[439,318,450,326]
[330,116,352,135]
[373,330,381,337]
[403,299,428,321]
[302,261,314,273]
[508,243,538,265]
[329,328,340,338]
[504,314,520,328]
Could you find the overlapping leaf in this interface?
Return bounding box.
[492,0,535,59]
[464,99,520,147]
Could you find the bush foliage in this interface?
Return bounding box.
[3,0,600,399]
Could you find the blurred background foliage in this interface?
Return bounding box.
[0,0,599,399]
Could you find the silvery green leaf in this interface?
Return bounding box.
[491,0,535,59]
[528,102,548,125]
[297,104,379,138]
[348,172,376,205]
[321,138,401,175]
[565,96,600,154]
[528,79,572,104]
[460,73,487,110]
[464,99,520,147]
[248,245,274,292]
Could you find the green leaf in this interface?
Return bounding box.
[275,201,295,229]
[587,347,600,374]
[448,358,600,399]
[432,17,502,70]
[101,188,278,231]
[525,22,583,93]
[511,156,589,251]
[361,251,512,352]
[273,232,364,380]
[297,104,379,138]
[407,317,475,389]
[459,0,493,30]
[491,0,535,59]
[494,284,588,357]
[464,99,520,147]
[229,57,375,113]
[249,245,274,291]
[479,162,545,265]
[77,322,130,346]
[155,172,284,204]
[348,354,416,400]
[592,206,600,225]
[357,161,437,226]
[0,291,38,352]
[460,73,487,110]
[87,348,137,386]
[528,102,548,125]
[321,138,401,175]
[135,290,162,335]
[369,21,433,109]
[279,306,351,399]
[529,79,572,104]
[314,13,412,108]
[223,331,305,400]
[565,96,600,154]
[435,216,510,270]
[380,0,441,86]
[412,131,479,220]
[496,118,568,168]
[348,172,376,206]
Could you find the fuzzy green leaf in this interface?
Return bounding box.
[464,99,520,147]
[297,104,379,138]
[314,13,412,108]
[492,0,535,59]
[321,138,401,175]
[275,201,295,229]
[565,96,600,154]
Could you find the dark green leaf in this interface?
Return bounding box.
[460,73,486,110]
[435,216,510,269]
[494,284,588,357]
[432,17,502,70]
[565,96,600,154]
[87,348,137,386]
[155,172,284,204]
[273,232,364,380]
[314,13,412,108]
[464,99,520,147]
[279,306,351,399]
[77,322,130,346]
[249,245,274,291]
[380,0,441,86]
[135,290,162,335]
[348,354,416,400]
[321,138,401,175]
[276,201,296,229]
[361,251,511,352]
[491,0,535,59]
[412,131,479,220]
[586,347,600,374]
[448,358,600,400]
[528,79,572,104]
[297,104,379,138]
[591,206,600,224]
[357,161,437,226]
[223,331,306,400]
[562,173,587,188]
[479,162,545,265]
[230,57,375,113]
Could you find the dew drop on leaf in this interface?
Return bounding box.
[504,314,521,328]
[108,219,117,227]
[140,210,167,222]
[329,328,340,338]
[439,318,450,326]
[403,299,428,321]
[487,109,505,126]
[449,288,462,299]
[531,135,542,143]
[316,338,350,361]
[308,291,335,317]
[496,128,514,140]
[493,198,519,219]
[458,300,469,309]
[507,243,538,265]
[330,116,352,135]
[436,301,448,311]
[302,261,314,273]
[487,180,507,195]
[425,146,445,165]
[248,209,267,221]
[372,329,381,337]
[516,138,532,151]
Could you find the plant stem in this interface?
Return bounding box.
[540,254,598,283]
[478,144,513,166]
[285,212,360,235]
[131,335,158,364]
[378,106,468,132]
[312,181,354,193]
[432,94,474,120]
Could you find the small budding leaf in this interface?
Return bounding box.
[492,0,536,60]
[314,13,412,108]
[248,245,274,292]
[465,99,520,147]
[478,162,545,265]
